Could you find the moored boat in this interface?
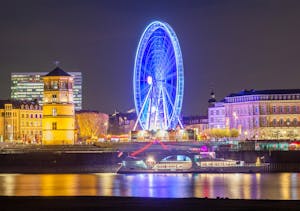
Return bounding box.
[117,152,269,174]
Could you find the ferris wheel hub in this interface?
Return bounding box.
[147,76,153,85]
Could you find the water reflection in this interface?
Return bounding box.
[1,173,300,199]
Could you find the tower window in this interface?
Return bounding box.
[52,108,57,116]
[51,81,58,89]
[52,122,57,130]
[52,95,57,102]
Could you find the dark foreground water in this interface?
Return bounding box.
[0,173,299,199]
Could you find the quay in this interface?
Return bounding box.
[1,141,300,173]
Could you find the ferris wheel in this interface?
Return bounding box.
[133,21,184,131]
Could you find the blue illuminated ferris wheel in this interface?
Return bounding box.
[133,21,184,131]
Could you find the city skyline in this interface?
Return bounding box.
[1,0,300,115]
[11,71,82,110]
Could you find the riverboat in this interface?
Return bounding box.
[117,152,269,174]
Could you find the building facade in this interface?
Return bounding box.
[0,100,42,143]
[182,115,209,140]
[42,67,75,145]
[11,71,82,110]
[208,91,226,129]
[224,89,300,140]
[108,110,137,135]
[208,102,226,129]
[183,115,209,131]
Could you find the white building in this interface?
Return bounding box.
[208,102,226,129]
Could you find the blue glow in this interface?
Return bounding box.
[133,21,184,130]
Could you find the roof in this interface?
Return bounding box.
[226,89,300,97]
[44,67,71,77]
[0,99,40,109]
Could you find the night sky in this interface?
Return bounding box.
[1,0,300,116]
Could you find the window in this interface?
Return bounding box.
[279,106,284,113]
[279,119,284,126]
[272,106,276,113]
[255,106,259,114]
[52,122,57,130]
[52,81,58,89]
[52,95,57,102]
[293,118,298,126]
[273,119,277,126]
[286,118,291,126]
[52,108,57,116]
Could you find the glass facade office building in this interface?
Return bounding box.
[11,72,82,110]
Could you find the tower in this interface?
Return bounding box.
[208,90,217,107]
[42,67,75,145]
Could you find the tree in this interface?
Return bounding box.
[230,129,239,138]
[75,111,109,141]
[207,128,239,140]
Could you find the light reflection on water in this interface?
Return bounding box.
[0,173,300,199]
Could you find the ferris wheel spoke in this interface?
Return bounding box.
[165,83,176,94]
[159,44,173,70]
[163,87,183,128]
[164,56,176,75]
[161,89,171,129]
[133,84,153,130]
[165,71,177,80]
[140,85,151,97]
[145,90,153,130]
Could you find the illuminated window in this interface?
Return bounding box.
[286,118,291,126]
[279,119,284,126]
[52,95,57,102]
[51,81,58,89]
[52,122,57,130]
[279,106,284,113]
[293,118,298,126]
[293,106,297,113]
[255,106,259,114]
[52,108,57,116]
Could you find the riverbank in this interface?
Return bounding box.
[1,144,300,173]
[0,196,300,211]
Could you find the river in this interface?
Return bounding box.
[0,173,299,199]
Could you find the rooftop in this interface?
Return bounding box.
[226,89,300,97]
[0,99,40,109]
[44,67,71,77]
